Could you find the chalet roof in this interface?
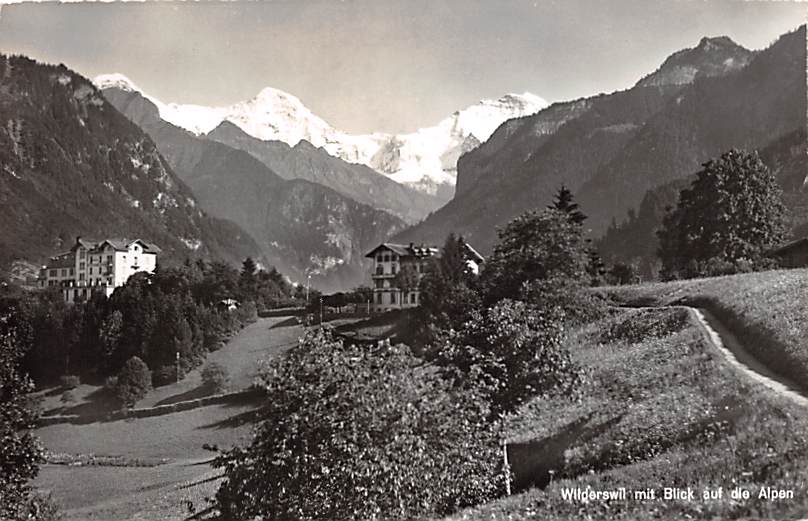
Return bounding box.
[365,243,439,259]
[365,240,485,262]
[71,237,161,254]
[772,237,808,255]
[463,242,485,263]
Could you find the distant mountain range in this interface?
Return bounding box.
[94,74,547,200]
[395,28,806,258]
[99,85,406,292]
[0,55,262,274]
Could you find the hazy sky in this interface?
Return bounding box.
[0,0,804,134]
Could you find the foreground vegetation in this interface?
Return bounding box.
[604,268,808,393]
[448,308,808,520]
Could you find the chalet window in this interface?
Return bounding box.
[391,265,397,274]
[376,254,383,262]
[79,250,85,259]
[107,255,113,263]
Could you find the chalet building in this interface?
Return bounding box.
[365,241,484,312]
[771,237,808,268]
[38,237,160,303]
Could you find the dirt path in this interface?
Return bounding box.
[686,306,808,408]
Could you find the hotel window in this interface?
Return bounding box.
[79,250,85,259]
[376,293,383,304]
[79,273,85,281]
[69,268,74,276]
[79,262,85,270]
[49,269,57,277]
[61,269,67,277]
[391,292,397,304]
[375,280,383,289]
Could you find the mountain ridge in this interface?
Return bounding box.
[393,27,805,254]
[100,85,407,292]
[0,55,263,274]
[93,73,547,200]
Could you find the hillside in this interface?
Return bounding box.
[448,304,808,520]
[597,128,808,276]
[101,86,406,292]
[395,27,805,253]
[0,55,262,273]
[206,121,441,224]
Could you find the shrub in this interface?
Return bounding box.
[214,329,504,521]
[201,362,229,394]
[235,300,258,325]
[60,390,75,404]
[114,356,152,408]
[434,299,584,415]
[103,375,117,388]
[59,375,80,390]
[520,277,608,326]
[151,365,185,387]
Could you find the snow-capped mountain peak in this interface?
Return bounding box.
[93,73,548,197]
[93,73,142,93]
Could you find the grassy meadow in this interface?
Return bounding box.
[33,315,303,520]
[602,268,808,393]
[448,306,808,520]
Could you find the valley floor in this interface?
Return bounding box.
[34,315,304,521]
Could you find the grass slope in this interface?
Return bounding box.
[448,308,808,520]
[33,315,304,520]
[603,268,808,394]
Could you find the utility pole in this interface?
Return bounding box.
[305,274,311,305]
[176,351,180,384]
[319,296,324,326]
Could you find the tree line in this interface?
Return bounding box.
[0,258,294,389]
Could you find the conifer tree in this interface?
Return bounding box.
[548,185,587,226]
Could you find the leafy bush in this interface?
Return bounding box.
[434,299,584,415]
[151,365,184,387]
[520,278,608,326]
[114,356,152,408]
[59,375,80,390]
[214,329,504,521]
[0,319,47,520]
[60,390,75,404]
[234,300,258,325]
[201,362,229,394]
